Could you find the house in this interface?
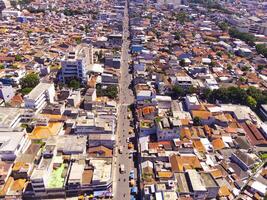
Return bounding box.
[67,90,81,107]
[170,155,202,172]
[231,150,254,170]
[152,95,172,110]
[0,84,15,102]
[259,104,267,120]
[200,173,220,199]
[191,110,214,125]
[156,117,180,141]
[185,95,201,111]
[0,130,30,161]
[186,170,207,200]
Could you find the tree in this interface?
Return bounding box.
[246,96,257,109]
[202,88,212,99]
[176,12,189,25]
[173,85,184,97]
[20,73,40,89]
[216,51,223,57]
[187,86,198,94]
[227,64,232,70]
[218,22,228,31]
[179,59,186,67]
[193,117,201,126]
[68,79,80,89]
[255,44,267,58]
[229,28,255,46]
[241,65,250,71]
[239,77,246,83]
[96,84,118,99]
[174,32,181,40]
[258,65,265,71]
[21,87,32,95]
[105,85,118,99]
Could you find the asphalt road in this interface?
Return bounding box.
[112,2,135,200]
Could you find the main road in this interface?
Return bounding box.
[112,1,135,200]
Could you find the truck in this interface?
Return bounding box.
[120,164,125,173]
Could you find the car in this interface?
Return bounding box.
[131,186,137,194]
[120,164,125,173]
[118,146,123,154]
[128,143,133,149]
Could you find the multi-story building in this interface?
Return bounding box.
[60,44,94,84]
[24,82,55,112]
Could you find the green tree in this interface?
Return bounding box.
[187,86,198,94]
[68,79,80,89]
[173,85,184,97]
[105,85,118,99]
[218,22,228,31]
[258,65,265,71]
[246,96,257,109]
[255,44,267,58]
[21,87,33,95]
[193,117,202,126]
[239,77,246,83]
[176,12,188,24]
[202,88,212,99]
[20,73,40,89]
[216,51,223,57]
[179,59,186,67]
[229,28,255,46]
[174,32,181,40]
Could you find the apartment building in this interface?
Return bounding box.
[24,82,55,112]
[60,44,94,84]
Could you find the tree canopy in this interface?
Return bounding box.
[202,86,267,109]
[229,28,255,46]
[20,73,40,89]
[68,79,80,90]
[96,85,118,99]
[255,44,267,58]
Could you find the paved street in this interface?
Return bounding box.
[112,1,135,200]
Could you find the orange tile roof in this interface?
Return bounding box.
[12,162,29,171]
[88,145,112,157]
[0,177,13,196]
[191,110,212,120]
[29,122,63,139]
[193,140,206,152]
[10,179,26,192]
[210,169,223,179]
[211,138,225,150]
[218,185,231,197]
[170,155,202,172]
[157,171,173,178]
[181,119,190,126]
[180,127,192,140]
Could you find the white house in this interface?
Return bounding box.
[0,130,30,160]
